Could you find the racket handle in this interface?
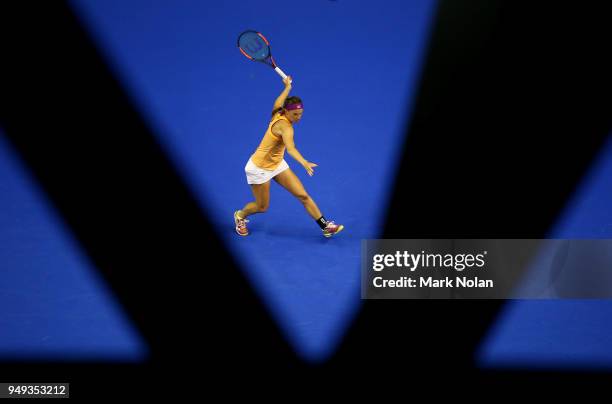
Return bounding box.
[274,66,291,82]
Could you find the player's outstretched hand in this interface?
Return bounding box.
[303,161,318,176]
[283,75,292,87]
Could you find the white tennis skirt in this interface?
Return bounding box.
[245,158,289,185]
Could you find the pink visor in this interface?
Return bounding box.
[285,103,303,111]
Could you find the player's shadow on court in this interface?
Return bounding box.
[227,221,314,241]
[264,227,354,245]
[262,225,329,243]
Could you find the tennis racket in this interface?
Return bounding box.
[237,30,291,82]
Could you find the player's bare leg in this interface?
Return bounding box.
[234,181,270,236]
[274,168,343,237]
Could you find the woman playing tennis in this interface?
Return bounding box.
[234,76,344,237]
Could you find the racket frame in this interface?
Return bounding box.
[237,30,289,81]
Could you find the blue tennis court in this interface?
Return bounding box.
[0,131,147,361]
[1,0,611,371]
[478,133,612,370]
[69,0,436,361]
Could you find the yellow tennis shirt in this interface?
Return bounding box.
[251,112,291,170]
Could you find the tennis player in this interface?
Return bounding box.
[234,76,344,237]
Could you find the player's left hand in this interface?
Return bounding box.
[303,161,318,176]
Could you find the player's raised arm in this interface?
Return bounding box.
[272,76,292,113]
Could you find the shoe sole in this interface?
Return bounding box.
[323,224,344,238]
